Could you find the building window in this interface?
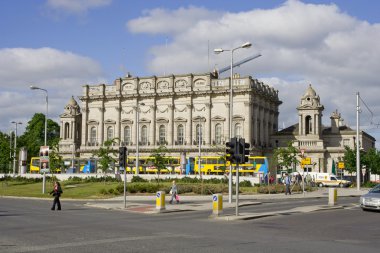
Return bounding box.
[196,124,202,144]
[107,126,113,141]
[64,122,70,139]
[159,125,166,145]
[215,123,222,144]
[177,124,184,145]
[141,125,148,145]
[90,127,96,144]
[234,123,242,138]
[343,139,350,147]
[305,115,312,134]
[124,126,131,145]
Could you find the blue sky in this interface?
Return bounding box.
[1,0,379,147]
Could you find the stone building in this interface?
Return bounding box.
[58,72,282,161]
[270,84,376,174]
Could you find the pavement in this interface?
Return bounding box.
[84,187,368,220]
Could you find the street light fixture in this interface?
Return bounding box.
[214,42,252,204]
[11,121,22,175]
[30,85,48,146]
[30,85,48,194]
[136,102,145,175]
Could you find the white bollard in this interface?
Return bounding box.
[328,188,337,206]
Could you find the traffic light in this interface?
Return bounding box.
[119,146,127,168]
[225,138,238,162]
[239,138,250,163]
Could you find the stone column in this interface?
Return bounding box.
[186,104,192,146]
[99,106,105,145]
[150,105,156,147]
[206,103,212,145]
[169,104,174,146]
[244,101,252,144]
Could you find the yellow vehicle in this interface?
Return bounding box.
[30,157,40,173]
[194,156,227,175]
[193,156,269,175]
[29,157,61,173]
[126,156,181,174]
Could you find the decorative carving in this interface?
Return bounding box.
[122,108,134,114]
[157,80,169,89]
[122,82,134,90]
[195,106,205,112]
[140,81,151,90]
[157,106,169,113]
[176,106,187,112]
[175,79,188,88]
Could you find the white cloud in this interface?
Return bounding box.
[0,47,104,134]
[127,0,380,146]
[46,0,112,14]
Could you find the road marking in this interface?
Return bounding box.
[3,233,194,253]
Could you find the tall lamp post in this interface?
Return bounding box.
[11,121,22,175]
[136,102,145,175]
[30,85,48,194]
[214,42,252,204]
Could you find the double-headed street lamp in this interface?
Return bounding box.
[11,121,22,175]
[214,42,252,204]
[136,102,145,175]
[30,85,48,146]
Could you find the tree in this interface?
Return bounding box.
[151,145,168,185]
[0,131,12,173]
[49,143,63,174]
[92,139,118,173]
[273,141,300,173]
[362,148,380,182]
[18,113,60,162]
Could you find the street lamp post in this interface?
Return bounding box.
[30,86,48,146]
[11,121,22,175]
[136,102,145,175]
[30,85,48,194]
[214,42,252,204]
[9,130,12,173]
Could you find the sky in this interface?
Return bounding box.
[1,0,379,148]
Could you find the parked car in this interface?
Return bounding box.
[360,184,380,211]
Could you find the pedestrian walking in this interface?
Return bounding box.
[169,180,179,204]
[284,173,292,195]
[50,181,63,210]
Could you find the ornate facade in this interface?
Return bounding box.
[59,72,281,159]
[270,85,376,174]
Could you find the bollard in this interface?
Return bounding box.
[328,188,337,206]
[156,191,166,211]
[212,194,223,216]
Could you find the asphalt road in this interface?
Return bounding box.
[0,197,379,253]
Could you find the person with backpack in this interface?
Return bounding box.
[50,181,63,210]
[169,180,179,204]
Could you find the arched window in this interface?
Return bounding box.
[196,124,202,145]
[305,115,312,135]
[177,124,184,145]
[107,126,113,141]
[64,122,70,139]
[234,123,242,138]
[124,126,131,145]
[141,125,148,145]
[159,125,166,145]
[215,123,222,145]
[90,127,96,144]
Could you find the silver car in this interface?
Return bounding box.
[360,184,380,211]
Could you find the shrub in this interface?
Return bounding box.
[99,188,108,195]
[239,180,252,187]
[131,176,148,183]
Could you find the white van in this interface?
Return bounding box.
[310,172,351,187]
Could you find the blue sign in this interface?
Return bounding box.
[157,192,161,198]
[213,195,217,201]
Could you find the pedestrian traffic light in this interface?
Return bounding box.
[225,138,238,162]
[119,146,127,168]
[239,138,250,163]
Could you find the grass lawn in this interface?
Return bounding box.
[0,181,121,199]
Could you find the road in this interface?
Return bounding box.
[0,196,379,253]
